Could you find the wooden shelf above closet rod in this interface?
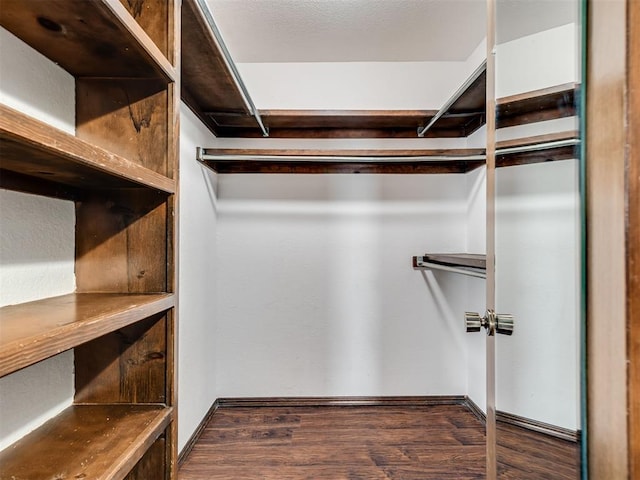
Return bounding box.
[496,131,579,168]
[197,148,486,174]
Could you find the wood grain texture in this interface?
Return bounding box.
[0,0,174,80]
[628,0,640,475]
[76,79,171,177]
[181,0,252,135]
[126,436,167,480]
[0,405,172,480]
[75,190,169,293]
[179,405,486,480]
[586,0,629,477]
[0,104,175,194]
[496,83,577,128]
[496,422,579,479]
[179,404,579,480]
[119,0,169,60]
[75,313,167,404]
[0,293,173,378]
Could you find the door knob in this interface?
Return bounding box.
[464,312,483,332]
[464,310,514,336]
[495,313,514,336]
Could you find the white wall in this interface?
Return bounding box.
[238,40,486,110]
[177,104,220,451]
[214,173,471,397]
[496,23,579,98]
[0,28,76,451]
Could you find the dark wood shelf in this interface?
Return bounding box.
[497,83,578,128]
[0,293,175,378]
[0,404,173,480]
[198,148,486,174]
[223,110,440,138]
[181,0,259,136]
[0,105,176,197]
[496,130,579,168]
[0,0,175,81]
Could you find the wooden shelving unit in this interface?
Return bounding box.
[0,0,179,478]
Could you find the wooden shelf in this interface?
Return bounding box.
[181,0,259,136]
[0,293,175,378]
[0,105,176,197]
[216,110,440,139]
[496,130,579,168]
[0,404,173,480]
[0,0,175,81]
[413,253,486,278]
[198,148,486,174]
[497,83,578,128]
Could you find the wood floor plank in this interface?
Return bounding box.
[179,404,579,480]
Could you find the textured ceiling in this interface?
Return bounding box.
[205,0,487,63]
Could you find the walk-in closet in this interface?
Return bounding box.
[0,0,637,479]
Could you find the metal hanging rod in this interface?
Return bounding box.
[414,257,487,279]
[417,60,487,138]
[197,149,486,164]
[194,0,269,137]
[496,138,580,156]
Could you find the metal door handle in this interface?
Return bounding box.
[465,309,514,336]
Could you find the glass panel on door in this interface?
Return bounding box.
[494,0,584,478]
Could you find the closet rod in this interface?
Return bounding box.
[496,138,580,155]
[194,0,269,137]
[197,150,486,163]
[414,258,487,279]
[417,59,487,138]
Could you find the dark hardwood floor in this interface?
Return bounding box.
[179,404,579,480]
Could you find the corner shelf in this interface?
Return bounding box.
[0,105,176,196]
[0,293,175,378]
[0,404,173,480]
[413,253,487,279]
[0,0,175,81]
[197,148,486,174]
